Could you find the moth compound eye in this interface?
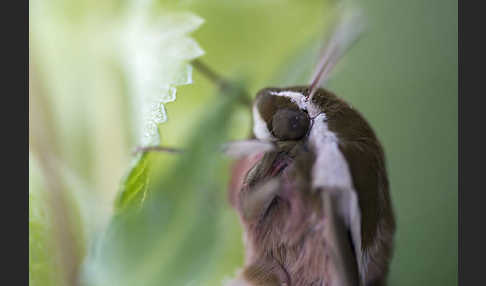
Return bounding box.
[271,108,310,140]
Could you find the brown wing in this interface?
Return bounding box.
[337,138,396,285]
[307,88,396,285]
[324,93,395,285]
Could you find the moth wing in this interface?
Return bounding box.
[308,114,365,285]
[322,188,363,286]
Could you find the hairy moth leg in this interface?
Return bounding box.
[225,255,290,286]
[222,140,275,159]
[240,178,280,223]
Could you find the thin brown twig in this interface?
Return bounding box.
[133,146,184,155]
[191,59,252,107]
[191,59,232,90]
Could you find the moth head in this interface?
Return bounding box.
[252,86,370,144]
[252,88,311,141]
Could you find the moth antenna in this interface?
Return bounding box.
[307,40,339,100]
[307,6,365,101]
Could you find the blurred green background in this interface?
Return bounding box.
[29,0,457,285]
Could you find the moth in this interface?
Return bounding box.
[220,9,396,286]
[142,6,395,286]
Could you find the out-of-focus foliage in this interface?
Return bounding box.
[29,152,87,286]
[82,83,247,286]
[30,0,209,284]
[29,0,457,285]
[29,154,60,286]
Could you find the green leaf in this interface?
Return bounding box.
[114,4,205,211]
[114,153,152,212]
[117,5,205,146]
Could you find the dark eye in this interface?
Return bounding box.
[271,108,310,140]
